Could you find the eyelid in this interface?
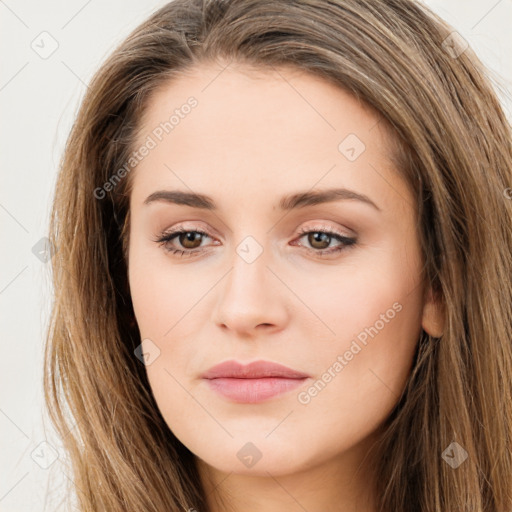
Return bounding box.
[296,221,354,238]
[155,222,216,241]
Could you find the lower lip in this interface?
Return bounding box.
[205,377,308,403]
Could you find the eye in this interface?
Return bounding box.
[293,227,357,256]
[153,228,215,257]
[153,225,357,258]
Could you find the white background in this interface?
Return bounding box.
[1,0,511,510]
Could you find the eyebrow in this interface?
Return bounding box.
[144,187,381,211]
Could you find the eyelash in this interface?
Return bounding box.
[153,226,357,258]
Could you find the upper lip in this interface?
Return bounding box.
[201,360,309,379]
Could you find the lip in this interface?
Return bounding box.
[202,360,309,379]
[201,360,309,403]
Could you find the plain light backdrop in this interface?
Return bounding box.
[1,0,511,510]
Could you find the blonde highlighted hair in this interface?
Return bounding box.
[44,0,512,510]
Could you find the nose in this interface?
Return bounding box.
[211,241,288,337]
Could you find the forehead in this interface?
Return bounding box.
[129,62,408,214]
[137,61,389,147]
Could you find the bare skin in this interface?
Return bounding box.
[127,61,444,512]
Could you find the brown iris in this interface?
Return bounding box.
[307,232,332,250]
[179,232,203,249]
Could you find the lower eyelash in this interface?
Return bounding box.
[154,228,357,257]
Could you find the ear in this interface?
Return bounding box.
[421,285,445,338]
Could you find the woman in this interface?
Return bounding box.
[44,0,512,510]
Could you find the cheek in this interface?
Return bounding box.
[128,242,208,339]
[289,240,422,349]
[293,250,424,433]
[295,299,422,456]
[128,249,207,423]
[128,244,217,395]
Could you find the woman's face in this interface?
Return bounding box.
[127,62,442,479]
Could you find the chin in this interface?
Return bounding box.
[190,434,323,477]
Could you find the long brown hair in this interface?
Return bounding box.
[44,0,512,510]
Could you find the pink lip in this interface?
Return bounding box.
[201,360,309,403]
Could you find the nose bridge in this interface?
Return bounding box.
[225,233,270,310]
[212,231,286,333]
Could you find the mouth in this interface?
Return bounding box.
[201,360,309,403]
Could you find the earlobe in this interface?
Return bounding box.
[421,286,445,338]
